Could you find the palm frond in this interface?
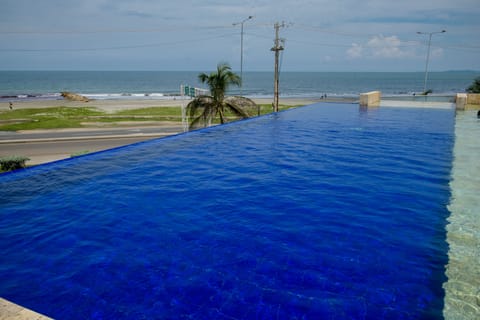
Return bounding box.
[198,73,209,84]
[225,96,258,117]
[225,102,249,118]
[186,95,215,129]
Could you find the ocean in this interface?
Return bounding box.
[0,70,478,101]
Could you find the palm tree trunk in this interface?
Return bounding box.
[218,110,225,124]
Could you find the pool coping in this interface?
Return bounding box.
[0,298,53,320]
[443,110,480,319]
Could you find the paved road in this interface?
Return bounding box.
[0,125,184,165]
[0,136,172,165]
[0,125,183,142]
[1,136,158,155]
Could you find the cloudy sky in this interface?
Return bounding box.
[1,0,479,72]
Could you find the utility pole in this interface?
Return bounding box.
[271,22,285,112]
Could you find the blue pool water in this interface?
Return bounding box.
[0,104,454,319]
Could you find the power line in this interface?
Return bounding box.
[0,33,237,52]
[2,21,479,54]
[293,23,382,38]
[282,23,480,52]
[0,25,234,35]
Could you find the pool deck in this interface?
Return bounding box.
[0,298,52,320]
[443,110,480,319]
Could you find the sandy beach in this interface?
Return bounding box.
[0,97,352,113]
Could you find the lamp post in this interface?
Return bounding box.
[417,30,446,94]
[233,16,253,95]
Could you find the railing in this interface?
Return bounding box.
[180,85,210,132]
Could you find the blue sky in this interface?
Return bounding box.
[1,0,479,71]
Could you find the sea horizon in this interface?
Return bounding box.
[1,70,479,101]
[1,69,479,72]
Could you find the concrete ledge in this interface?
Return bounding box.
[456,93,480,110]
[0,298,53,320]
[360,91,381,107]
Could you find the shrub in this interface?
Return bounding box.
[467,77,480,93]
[0,155,30,172]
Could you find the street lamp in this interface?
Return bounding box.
[233,16,253,95]
[417,30,446,94]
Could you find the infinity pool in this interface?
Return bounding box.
[0,103,455,319]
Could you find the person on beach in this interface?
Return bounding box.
[9,102,13,110]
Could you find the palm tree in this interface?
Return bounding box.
[186,63,256,129]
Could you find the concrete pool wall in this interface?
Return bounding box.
[359,91,480,111]
[443,110,480,319]
[456,93,480,111]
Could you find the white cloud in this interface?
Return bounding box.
[323,55,333,62]
[346,35,416,60]
[368,35,414,58]
[347,43,363,59]
[430,47,444,58]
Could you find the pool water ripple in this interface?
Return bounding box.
[1,103,454,319]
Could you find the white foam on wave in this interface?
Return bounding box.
[0,92,62,100]
[83,93,122,98]
[82,92,168,100]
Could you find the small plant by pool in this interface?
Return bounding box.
[0,155,30,172]
[0,103,454,319]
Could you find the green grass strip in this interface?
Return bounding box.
[0,104,297,131]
